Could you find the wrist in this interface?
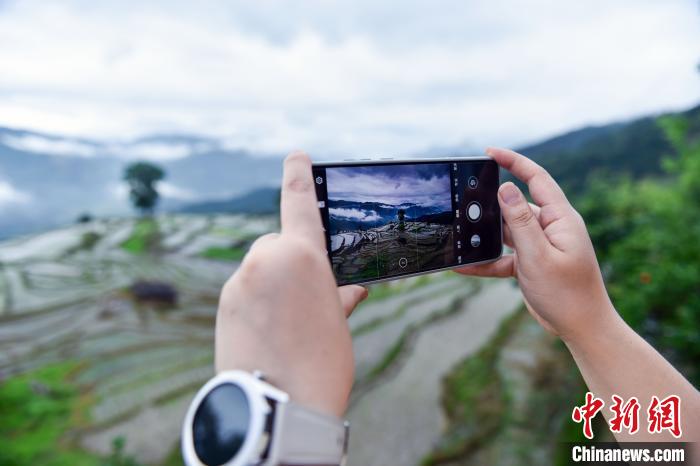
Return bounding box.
[276,378,349,418]
[562,300,628,355]
[215,363,349,418]
[560,296,623,350]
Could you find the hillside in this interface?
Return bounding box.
[178,103,700,217]
[2,103,699,237]
[515,103,700,193]
[0,212,514,465]
[2,106,699,465]
[179,186,280,215]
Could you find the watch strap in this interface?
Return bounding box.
[268,401,349,466]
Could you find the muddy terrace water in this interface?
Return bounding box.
[0,214,521,465]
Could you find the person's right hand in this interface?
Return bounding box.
[457,147,617,342]
[214,151,367,418]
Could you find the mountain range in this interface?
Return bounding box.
[327,199,451,232]
[517,103,700,193]
[0,129,281,238]
[1,103,698,239]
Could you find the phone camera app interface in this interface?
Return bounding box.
[314,160,501,285]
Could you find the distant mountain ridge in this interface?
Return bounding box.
[180,104,700,220]
[1,102,698,238]
[326,199,451,232]
[179,187,280,215]
[0,127,282,238]
[515,104,700,193]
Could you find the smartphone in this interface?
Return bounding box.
[312,157,502,286]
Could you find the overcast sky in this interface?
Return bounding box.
[327,163,451,209]
[0,0,698,158]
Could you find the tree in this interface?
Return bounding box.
[123,162,165,215]
[578,114,700,385]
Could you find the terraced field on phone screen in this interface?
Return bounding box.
[0,215,521,466]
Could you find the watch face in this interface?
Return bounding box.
[193,382,251,465]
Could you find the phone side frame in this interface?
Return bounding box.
[311,155,505,287]
[312,155,492,167]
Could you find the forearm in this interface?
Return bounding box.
[564,303,700,443]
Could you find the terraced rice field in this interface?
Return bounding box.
[0,214,522,465]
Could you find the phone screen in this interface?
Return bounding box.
[312,158,502,285]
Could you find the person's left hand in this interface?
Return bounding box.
[215,150,367,417]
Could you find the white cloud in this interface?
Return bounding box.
[157,181,196,200]
[109,183,129,201]
[0,0,697,157]
[329,208,381,222]
[1,134,97,157]
[0,132,213,160]
[107,142,209,161]
[0,181,31,205]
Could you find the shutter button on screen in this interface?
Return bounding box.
[467,202,482,222]
[399,257,408,268]
[471,234,481,247]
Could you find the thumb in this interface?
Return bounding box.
[338,285,369,318]
[498,182,548,259]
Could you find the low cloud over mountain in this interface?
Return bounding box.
[0,127,282,238]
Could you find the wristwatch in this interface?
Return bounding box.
[181,370,350,466]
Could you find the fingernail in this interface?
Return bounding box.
[360,287,369,301]
[500,182,521,205]
[485,147,494,157]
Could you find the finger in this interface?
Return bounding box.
[280,151,325,247]
[503,203,538,248]
[455,254,516,278]
[501,201,539,250]
[338,285,369,318]
[503,223,513,248]
[247,232,280,253]
[486,147,569,208]
[498,182,548,259]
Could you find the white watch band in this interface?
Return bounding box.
[182,371,349,466]
[269,401,349,466]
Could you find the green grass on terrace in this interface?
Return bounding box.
[362,272,442,304]
[421,311,523,465]
[0,361,99,466]
[0,361,169,466]
[121,219,160,255]
[201,246,247,261]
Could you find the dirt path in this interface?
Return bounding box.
[352,280,476,385]
[346,279,522,466]
[349,276,463,331]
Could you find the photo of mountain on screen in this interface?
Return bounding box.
[313,158,503,285]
